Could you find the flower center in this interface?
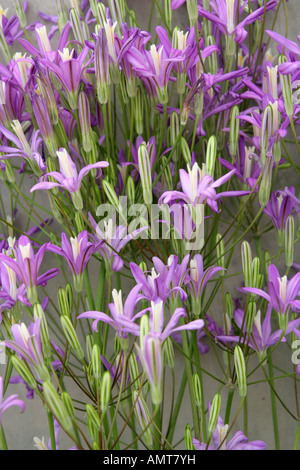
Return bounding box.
[150,45,163,76]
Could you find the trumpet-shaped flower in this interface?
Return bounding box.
[159,162,249,212]
[47,231,102,292]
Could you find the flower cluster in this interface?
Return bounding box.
[0,0,299,452]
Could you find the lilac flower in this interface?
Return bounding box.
[192,405,267,450]
[266,30,300,75]
[130,255,189,303]
[0,376,25,425]
[198,0,278,45]
[217,305,300,362]
[126,39,183,103]
[148,298,204,342]
[263,187,300,234]
[30,148,109,210]
[77,284,146,346]
[0,120,46,174]
[159,162,249,212]
[89,214,149,275]
[47,231,102,292]
[239,264,300,331]
[135,333,163,405]
[0,259,31,319]
[0,235,59,304]
[2,319,50,382]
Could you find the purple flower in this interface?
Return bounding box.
[148,298,204,341]
[192,404,267,450]
[89,214,149,274]
[198,0,278,45]
[135,333,163,405]
[0,120,46,174]
[263,187,300,233]
[47,231,101,292]
[239,264,300,331]
[30,148,109,210]
[0,376,25,425]
[0,235,59,304]
[77,284,146,346]
[159,162,249,212]
[130,255,189,303]
[217,305,300,362]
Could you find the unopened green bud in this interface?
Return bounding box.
[55,0,68,32]
[128,352,140,390]
[86,334,93,364]
[4,160,16,184]
[258,155,273,208]
[260,105,273,167]
[279,55,294,117]
[169,111,180,162]
[264,250,271,281]
[134,87,143,133]
[193,373,202,408]
[181,137,192,167]
[185,424,195,450]
[162,336,174,369]
[86,403,101,438]
[208,392,221,436]
[252,257,260,289]
[139,314,150,350]
[92,344,102,386]
[11,356,37,391]
[285,215,294,268]
[229,105,240,159]
[225,292,233,320]
[246,300,257,334]
[241,241,252,287]
[161,156,173,191]
[60,316,84,361]
[33,303,51,361]
[102,179,123,213]
[43,381,73,431]
[187,0,198,23]
[138,143,153,205]
[58,287,72,318]
[126,175,135,205]
[62,392,75,420]
[234,345,247,398]
[100,371,111,412]
[14,0,27,28]
[206,135,217,177]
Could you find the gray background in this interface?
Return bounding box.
[0,0,299,450]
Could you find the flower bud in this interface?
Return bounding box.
[279,55,294,117]
[180,137,192,167]
[60,315,84,361]
[192,373,202,408]
[168,111,180,162]
[92,344,102,387]
[43,381,73,431]
[260,104,273,167]
[259,155,273,208]
[55,0,68,32]
[126,175,135,205]
[14,0,26,28]
[58,287,72,319]
[139,314,150,350]
[162,336,174,369]
[225,291,233,320]
[128,352,140,390]
[161,155,173,191]
[102,179,123,214]
[133,391,153,447]
[86,334,93,364]
[208,393,221,437]
[251,257,261,289]
[78,91,92,153]
[70,7,87,46]
[241,240,252,288]
[234,345,247,398]
[285,215,294,268]
[187,0,198,23]
[246,300,257,334]
[185,424,195,450]
[138,142,153,205]
[4,160,16,184]
[86,403,101,439]
[100,371,111,412]
[134,87,143,133]
[33,303,51,361]
[11,356,37,391]
[61,391,75,420]
[229,105,240,159]
[206,135,217,177]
